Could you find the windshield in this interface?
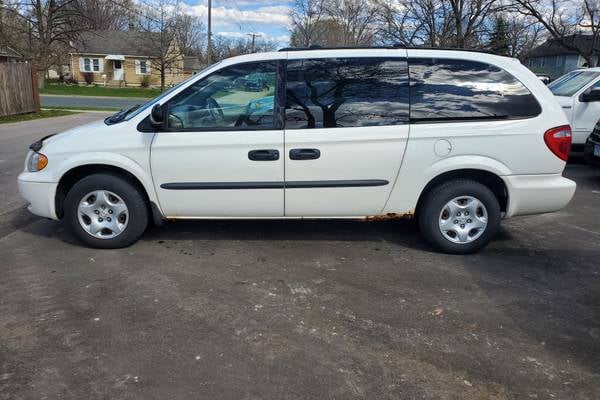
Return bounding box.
[106,62,222,123]
[548,70,600,97]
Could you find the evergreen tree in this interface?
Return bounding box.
[489,16,510,56]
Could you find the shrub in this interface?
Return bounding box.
[82,72,94,85]
[63,76,78,85]
[140,74,152,88]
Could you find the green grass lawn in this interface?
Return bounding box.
[0,109,79,124]
[41,83,162,98]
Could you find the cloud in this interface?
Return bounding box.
[182,3,291,30]
[216,31,290,46]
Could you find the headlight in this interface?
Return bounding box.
[27,152,48,172]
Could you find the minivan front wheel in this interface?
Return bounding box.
[64,173,148,248]
[418,180,501,254]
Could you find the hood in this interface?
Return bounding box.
[43,119,108,149]
[40,117,148,157]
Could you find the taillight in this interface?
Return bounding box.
[544,125,572,161]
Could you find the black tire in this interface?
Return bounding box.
[64,173,149,249]
[418,179,501,254]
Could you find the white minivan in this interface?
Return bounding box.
[18,47,576,254]
[548,67,600,148]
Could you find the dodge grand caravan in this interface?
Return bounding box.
[18,47,576,254]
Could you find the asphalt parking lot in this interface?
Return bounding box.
[1,114,599,399]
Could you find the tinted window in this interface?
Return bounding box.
[409,58,541,121]
[285,58,409,129]
[166,61,277,130]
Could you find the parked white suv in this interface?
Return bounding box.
[548,67,600,149]
[18,47,576,254]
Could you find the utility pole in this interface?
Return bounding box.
[207,0,212,65]
[247,32,261,53]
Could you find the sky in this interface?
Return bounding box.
[181,0,292,47]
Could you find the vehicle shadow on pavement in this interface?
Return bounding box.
[19,214,517,254]
[0,205,42,240]
[141,218,518,252]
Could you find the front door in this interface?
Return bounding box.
[283,54,410,216]
[151,59,284,217]
[113,60,123,80]
[573,79,600,143]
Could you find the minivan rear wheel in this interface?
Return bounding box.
[64,173,148,248]
[418,180,501,254]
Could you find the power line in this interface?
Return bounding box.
[217,0,260,34]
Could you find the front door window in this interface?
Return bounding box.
[165,61,277,130]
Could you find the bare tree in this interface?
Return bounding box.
[510,0,600,66]
[290,0,378,47]
[376,0,500,48]
[173,13,206,56]
[376,0,423,45]
[289,0,327,47]
[209,35,278,62]
[70,0,134,31]
[503,14,545,58]
[0,0,82,83]
[324,0,378,45]
[137,0,184,90]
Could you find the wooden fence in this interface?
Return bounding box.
[0,62,40,117]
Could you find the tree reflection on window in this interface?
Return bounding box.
[285,58,410,129]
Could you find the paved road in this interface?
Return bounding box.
[1,115,599,399]
[41,95,146,110]
[0,113,111,240]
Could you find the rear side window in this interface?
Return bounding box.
[285,58,409,129]
[409,58,541,122]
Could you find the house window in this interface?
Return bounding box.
[82,57,101,72]
[555,56,563,67]
[139,60,148,75]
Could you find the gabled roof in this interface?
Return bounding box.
[72,30,162,57]
[526,34,600,58]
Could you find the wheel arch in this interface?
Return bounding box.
[416,169,508,215]
[55,164,162,225]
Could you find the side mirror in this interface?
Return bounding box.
[581,89,600,102]
[149,104,164,128]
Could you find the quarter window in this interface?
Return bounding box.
[285,58,409,129]
[165,61,277,130]
[409,58,541,121]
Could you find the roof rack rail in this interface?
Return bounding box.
[278,44,404,52]
[278,44,494,54]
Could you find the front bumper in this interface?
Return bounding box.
[17,173,58,219]
[502,174,576,218]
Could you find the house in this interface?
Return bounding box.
[69,30,189,87]
[0,45,22,62]
[183,56,203,75]
[523,34,599,79]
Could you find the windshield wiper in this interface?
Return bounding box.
[104,104,142,125]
